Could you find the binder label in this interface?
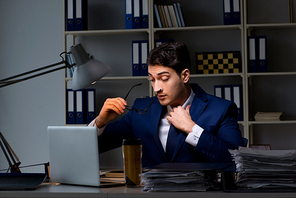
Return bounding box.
[68,91,74,112]
[76,0,82,18]
[126,0,132,14]
[134,0,140,17]
[76,91,83,112]
[88,91,95,112]
[259,38,266,59]
[67,0,74,19]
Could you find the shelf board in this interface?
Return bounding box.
[191,73,243,78]
[249,120,296,125]
[248,72,296,77]
[65,76,150,82]
[246,23,296,29]
[66,73,243,82]
[64,25,242,36]
[154,24,242,32]
[65,29,149,36]
[101,76,150,81]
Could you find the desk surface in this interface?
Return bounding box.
[1,183,296,198]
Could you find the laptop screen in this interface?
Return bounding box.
[47,126,100,187]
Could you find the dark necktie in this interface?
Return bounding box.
[165,124,179,161]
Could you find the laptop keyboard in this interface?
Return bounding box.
[0,173,47,190]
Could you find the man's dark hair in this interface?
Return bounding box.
[147,41,191,75]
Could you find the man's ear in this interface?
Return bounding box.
[181,69,190,83]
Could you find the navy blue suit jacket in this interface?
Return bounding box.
[98,84,243,168]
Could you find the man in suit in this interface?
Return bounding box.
[90,41,243,168]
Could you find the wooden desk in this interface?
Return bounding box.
[1,183,296,198]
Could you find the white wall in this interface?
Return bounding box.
[0,0,64,172]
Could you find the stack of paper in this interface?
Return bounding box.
[140,170,212,192]
[254,112,283,121]
[229,147,296,190]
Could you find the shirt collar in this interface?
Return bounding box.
[182,88,195,108]
[168,89,195,112]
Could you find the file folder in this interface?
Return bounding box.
[231,0,240,24]
[86,89,96,124]
[248,36,257,72]
[168,5,178,27]
[132,41,141,76]
[176,3,185,27]
[75,89,86,124]
[163,5,172,27]
[75,0,88,31]
[65,0,75,31]
[159,5,168,28]
[125,0,133,29]
[257,36,267,72]
[233,84,243,121]
[133,0,141,29]
[141,0,149,28]
[66,89,75,124]
[214,85,224,99]
[154,4,162,28]
[140,40,148,76]
[173,3,181,27]
[223,0,232,25]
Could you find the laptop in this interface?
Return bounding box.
[47,126,101,187]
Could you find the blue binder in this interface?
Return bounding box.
[140,40,148,76]
[133,0,141,28]
[214,84,243,121]
[248,36,257,72]
[223,0,232,25]
[86,89,96,124]
[75,0,88,31]
[65,0,75,31]
[257,36,267,72]
[75,89,86,124]
[141,0,148,28]
[132,41,141,76]
[66,89,75,124]
[232,84,243,121]
[231,0,240,24]
[125,0,133,29]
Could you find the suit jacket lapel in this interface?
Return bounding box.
[190,84,208,123]
[169,126,186,162]
[170,84,208,162]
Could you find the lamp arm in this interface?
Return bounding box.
[0,52,75,88]
[0,132,21,173]
[0,60,66,82]
[0,65,68,88]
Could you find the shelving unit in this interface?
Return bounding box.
[63,0,296,149]
[244,0,296,147]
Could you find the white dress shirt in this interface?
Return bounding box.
[88,89,204,149]
[158,89,204,151]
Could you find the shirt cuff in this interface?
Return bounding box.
[88,119,105,136]
[185,124,204,147]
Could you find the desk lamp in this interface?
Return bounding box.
[0,43,111,172]
[0,43,111,90]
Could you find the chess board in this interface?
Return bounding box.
[196,51,241,74]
